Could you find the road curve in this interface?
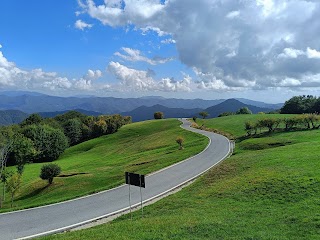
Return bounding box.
[0,119,231,240]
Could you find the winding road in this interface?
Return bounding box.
[0,119,231,240]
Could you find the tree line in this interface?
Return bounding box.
[244,114,320,136]
[0,111,131,207]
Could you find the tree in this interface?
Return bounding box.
[6,173,22,207]
[0,131,13,208]
[192,116,197,122]
[199,111,209,119]
[236,107,252,115]
[176,136,184,150]
[0,169,12,208]
[63,118,83,145]
[154,112,164,119]
[281,95,317,114]
[218,112,234,117]
[20,113,43,127]
[9,134,36,174]
[40,163,61,184]
[22,125,68,162]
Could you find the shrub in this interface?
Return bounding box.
[154,112,164,119]
[40,163,61,184]
[176,136,184,150]
[236,107,252,115]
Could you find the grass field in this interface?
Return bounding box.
[0,119,208,212]
[43,114,320,239]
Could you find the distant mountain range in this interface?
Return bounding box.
[122,99,275,122]
[0,91,282,114]
[0,91,283,125]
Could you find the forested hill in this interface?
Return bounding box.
[0,110,28,126]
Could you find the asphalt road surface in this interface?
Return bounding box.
[0,119,231,240]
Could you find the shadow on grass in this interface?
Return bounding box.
[16,184,50,201]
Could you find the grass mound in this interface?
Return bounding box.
[0,119,208,212]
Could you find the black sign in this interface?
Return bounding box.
[125,172,145,188]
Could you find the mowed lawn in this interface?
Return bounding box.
[0,119,208,212]
[43,115,320,240]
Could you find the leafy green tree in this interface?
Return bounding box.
[154,112,164,119]
[6,173,22,207]
[236,107,252,115]
[63,118,83,145]
[22,125,68,162]
[257,118,282,132]
[40,163,61,184]
[199,111,209,119]
[192,116,197,122]
[20,113,43,127]
[92,119,107,137]
[0,169,12,208]
[9,134,37,174]
[281,95,317,114]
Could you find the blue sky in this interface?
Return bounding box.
[1,0,320,102]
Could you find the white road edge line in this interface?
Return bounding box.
[16,119,232,240]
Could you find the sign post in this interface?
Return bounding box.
[125,172,145,219]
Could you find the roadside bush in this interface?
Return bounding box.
[40,163,61,184]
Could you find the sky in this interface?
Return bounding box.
[1,0,320,103]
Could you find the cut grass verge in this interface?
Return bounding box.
[42,114,320,239]
[0,119,208,212]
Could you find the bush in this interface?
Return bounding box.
[154,112,164,119]
[40,163,61,184]
[236,107,252,115]
[176,136,184,150]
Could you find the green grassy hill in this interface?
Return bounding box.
[44,114,320,239]
[0,119,208,212]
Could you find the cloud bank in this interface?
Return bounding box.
[79,0,320,91]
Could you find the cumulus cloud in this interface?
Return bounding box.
[80,0,320,91]
[0,45,104,92]
[114,47,172,65]
[107,61,191,92]
[75,19,93,30]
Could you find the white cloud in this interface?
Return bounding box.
[75,19,93,30]
[114,47,172,65]
[85,69,102,80]
[278,48,305,58]
[306,47,320,59]
[0,44,2,49]
[81,0,320,91]
[161,38,176,44]
[107,61,191,92]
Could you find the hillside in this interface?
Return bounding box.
[0,119,208,212]
[204,98,274,117]
[0,110,28,126]
[44,115,320,239]
[121,104,201,122]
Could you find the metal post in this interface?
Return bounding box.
[128,174,132,220]
[140,175,143,218]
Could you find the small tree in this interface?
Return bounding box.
[6,173,22,208]
[40,164,61,184]
[154,112,164,119]
[176,136,184,150]
[236,107,252,115]
[192,116,197,122]
[199,111,209,119]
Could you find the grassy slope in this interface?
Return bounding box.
[44,114,320,240]
[0,119,208,212]
[196,114,297,138]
